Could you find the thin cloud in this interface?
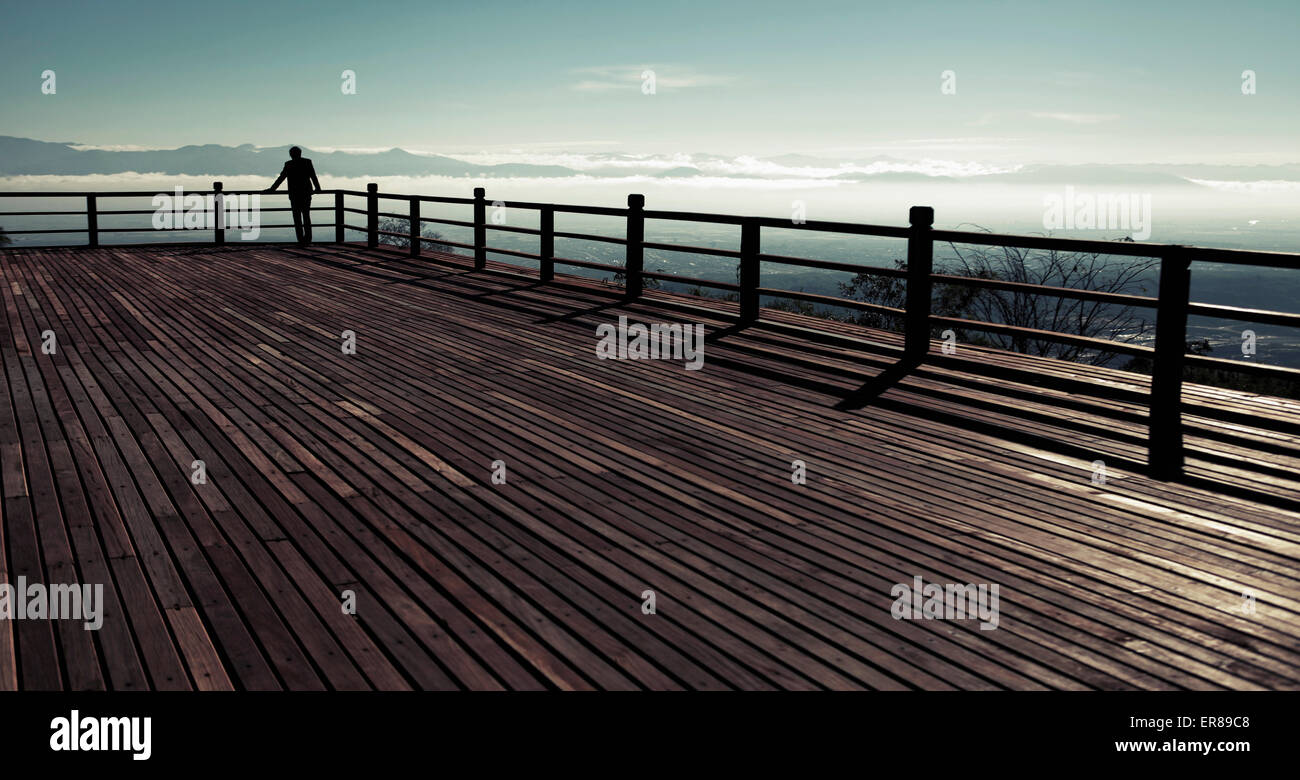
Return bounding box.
[1049,71,1099,87]
[570,65,735,91]
[67,143,173,151]
[1030,112,1120,124]
[827,137,1024,154]
[1187,178,1300,193]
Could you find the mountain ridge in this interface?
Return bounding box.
[3,136,1298,186]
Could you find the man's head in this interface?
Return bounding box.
[289,146,302,159]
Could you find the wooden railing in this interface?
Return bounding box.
[4,184,1300,480]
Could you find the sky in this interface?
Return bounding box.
[2,0,1298,164]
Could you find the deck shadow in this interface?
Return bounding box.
[700,348,1300,512]
[833,357,921,411]
[297,245,1300,509]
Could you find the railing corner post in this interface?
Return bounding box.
[473,187,486,270]
[334,191,344,243]
[904,205,935,359]
[212,181,224,245]
[625,193,645,297]
[86,194,98,248]
[740,217,760,322]
[1149,246,1191,479]
[366,183,378,249]
[540,205,555,282]
[408,196,420,258]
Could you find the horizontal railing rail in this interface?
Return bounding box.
[3,182,1299,479]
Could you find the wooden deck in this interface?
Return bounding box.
[2,242,1298,690]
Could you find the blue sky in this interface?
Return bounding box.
[3,0,1298,163]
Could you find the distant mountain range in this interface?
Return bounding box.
[0,136,578,178]
[3,135,1298,186]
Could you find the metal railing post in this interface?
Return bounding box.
[1149,247,1191,479]
[540,205,555,282]
[625,194,645,297]
[334,191,344,243]
[408,197,420,257]
[904,205,935,359]
[213,181,225,245]
[740,217,760,321]
[473,187,486,270]
[366,183,378,248]
[86,195,98,247]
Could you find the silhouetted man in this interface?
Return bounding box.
[268,146,321,244]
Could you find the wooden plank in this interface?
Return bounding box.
[1,243,1295,690]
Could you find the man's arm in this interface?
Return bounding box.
[267,164,287,192]
[308,161,321,192]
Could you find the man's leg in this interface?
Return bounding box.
[301,195,312,244]
[289,194,305,242]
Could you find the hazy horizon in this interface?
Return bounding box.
[5,0,1298,363]
[5,1,1299,165]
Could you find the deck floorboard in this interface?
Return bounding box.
[1,242,1297,690]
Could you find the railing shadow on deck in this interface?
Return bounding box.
[281,241,1300,513]
[4,183,1300,488]
[833,357,922,412]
